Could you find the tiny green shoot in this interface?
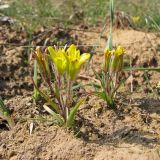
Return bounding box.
[0,97,15,129]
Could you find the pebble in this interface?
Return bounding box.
[26,102,32,107]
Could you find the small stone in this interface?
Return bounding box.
[9,151,16,158]
[26,102,32,107]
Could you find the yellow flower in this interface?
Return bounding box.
[66,44,90,80]
[111,46,125,73]
[104,48,112,72]
[114,46,124,56]
[48,44,90,80]
[48,46,67,75]
[132,16,140,24]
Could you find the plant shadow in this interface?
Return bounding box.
[75,103,160,148]
[134,97,160,115]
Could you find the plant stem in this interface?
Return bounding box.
[65,78,73,118]
[57,75,66,120]
[105,72,110,95]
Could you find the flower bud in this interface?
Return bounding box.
[111,46,124,73]
[104,48,112,73]
[48,46,67,75]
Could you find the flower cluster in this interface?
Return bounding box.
[48,44,90,80]
[104,46,125,74]
[91,45,125,108]
[33,44,90,127]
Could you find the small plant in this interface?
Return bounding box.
[91,46,125,108]
[32,44,90,128]
[0,97,15,129]
[90,0,125,108]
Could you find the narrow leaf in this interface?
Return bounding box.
[33,60,39,101]
[106,0,114,50]
[110,0,114,25]
[0,97,15,128]
[124,67,160,72]
[0,97,10,118]
[32,79,59,112]
[66,98,85,128]
[94,91,114,107]
[43,104,64,126]
[72,83,101,90]
[106,32,112,50]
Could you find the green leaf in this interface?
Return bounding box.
[124,67,160,72]
[0,97,15,128]
[106,31,112,50]
[110,0,114,25]
[101,71,107,89]
[43,104,64,126]
[72,83,101,90]
[33,60,39,102]
[92,68,108,94]
[106,0,114,50]
[39,90,59,112]
[66,98,85,128]
[94,91,106,100]
[32,79,59,112]
[94,91,114,108]
[54,85,60,98]
[0,97,10,117]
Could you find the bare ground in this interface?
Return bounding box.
[0,25,160,160]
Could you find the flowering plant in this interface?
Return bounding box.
[92,46,125,108]
[32,44,90,127]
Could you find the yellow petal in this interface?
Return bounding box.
[104,48,112,72]
[115,46,124,56]
[132,16,140,23]
[48,46,57,61]
[79,53,90,65]
[68,60,79,80]
[48,46,67,75]
[75,50,80,59]
[104,48,112,58]
[67,44,77,57]
[56,58,67,75]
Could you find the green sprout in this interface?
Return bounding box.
[91,46,125,108]
[32,44,90,128]
[91,0,160,108]
[0,97,15,129]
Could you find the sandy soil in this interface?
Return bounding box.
[0,24,160,160]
